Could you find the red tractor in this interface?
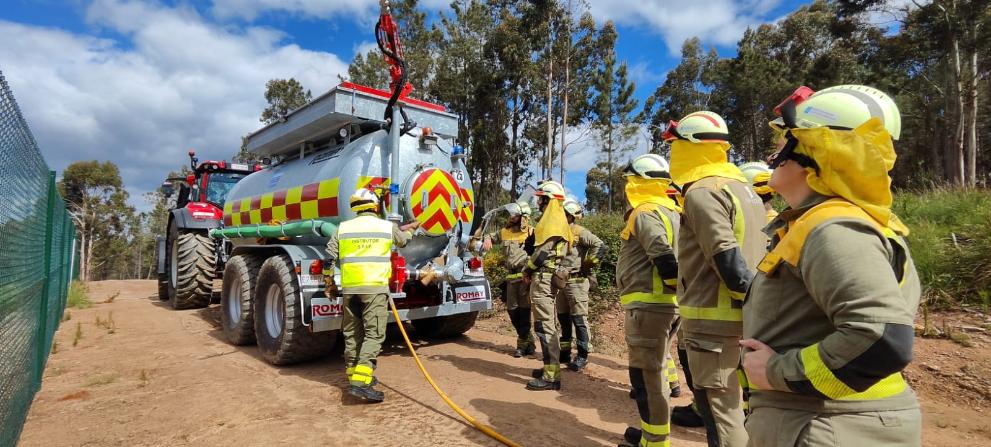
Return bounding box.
[156,151,257,309]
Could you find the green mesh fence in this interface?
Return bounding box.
[0,70,77,447]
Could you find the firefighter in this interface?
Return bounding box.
[665,111,767,447]
[739,162,778,222]
[481,201,536,357]
[741,85,921,446]
[616,154,681,447]
[523,180,571,391]
[555,198,604,372]
[324,188,420,402]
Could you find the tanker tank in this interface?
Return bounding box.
[223,82,476,270]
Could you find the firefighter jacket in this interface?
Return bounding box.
[559,224,604,278]
[676,176,767,336]
[616,203,681,312]
[488,225,532,279]
[743,193,921,413]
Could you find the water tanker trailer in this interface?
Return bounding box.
[210,82,491,365]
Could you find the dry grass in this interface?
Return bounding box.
[72,322,82,347]
[83,374,117,387]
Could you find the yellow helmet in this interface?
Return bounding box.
[770,85,901,140]
[349,188,379,213]
[623,154,670,179]
[562,198,583,217]
[663,111,729,143]
[534,180,566,200]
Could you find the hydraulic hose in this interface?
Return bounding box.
[388,297,521,447]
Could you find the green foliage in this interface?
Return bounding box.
[260,78,312,124]
[894,188,991,308]
[66,281,91,309]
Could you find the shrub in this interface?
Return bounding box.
[66,281,91,309]
[894,188,991,309]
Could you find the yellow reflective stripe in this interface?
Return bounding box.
[799,344,907,400]
[506,273,523,279]
[345,366,354,376]
[666,359,678,382]
[679,305,741,321]
[621,292,677,306]
[640,420,670,435]
[722,185,746,247]
[640,439,669,447]
[350,364,375,385]
[543,364,561,381]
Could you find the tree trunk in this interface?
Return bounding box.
[606,126,614,213]
[947,29,966,185]
[544,11,555,181]
[510,93,521,200]
[965,47,978,187]
[78,230,88,282]
[559,0,572,183]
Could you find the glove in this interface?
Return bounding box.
[400,220,422,232]
[324,277,339,298]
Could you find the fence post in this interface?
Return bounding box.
[35,171,57,391]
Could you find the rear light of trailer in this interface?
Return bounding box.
[309,260,322,275]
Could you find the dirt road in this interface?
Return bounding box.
[17,281,991,446]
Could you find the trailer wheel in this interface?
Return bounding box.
[412,311,479,339]
[167,223,216,310]
[221,254,262,345]
[253,255,336,365]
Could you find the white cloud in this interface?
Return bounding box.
[352,40,378,57]
[0,0,348,212]
[587,0,784,54]
[211,0,453,22]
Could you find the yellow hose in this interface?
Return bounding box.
[388,297,522,447]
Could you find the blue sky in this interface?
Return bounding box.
[1,0,811,209]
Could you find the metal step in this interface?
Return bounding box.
[245,82,458,158]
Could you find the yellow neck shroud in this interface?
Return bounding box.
[670,140,747,186]
[791,118,909,235]
[534,199,573,246]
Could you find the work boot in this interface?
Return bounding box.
[526,377,561,391]
[623,427,642,445]
[531,368,544,379]
[559,349,572,365]
[670,384,682,398]
[348,384,385,403]
[512,347,526,358]
[524,345,536,357]
[671,404,705,427]
[568,356,589,372]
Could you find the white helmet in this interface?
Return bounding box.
[506,201,531,217]
[624,153,670,179]
[562,198,583,217]
[739,161,771,184]
[349,188,379,213]
[771,85,901,140]
[663,111,729,143]
[534,180,566,200]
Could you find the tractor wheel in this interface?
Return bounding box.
[412,311,479,339]
[220,254,262,345]
[157,273,169,301]
[253,255,336,365]
[167,223,215,310]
